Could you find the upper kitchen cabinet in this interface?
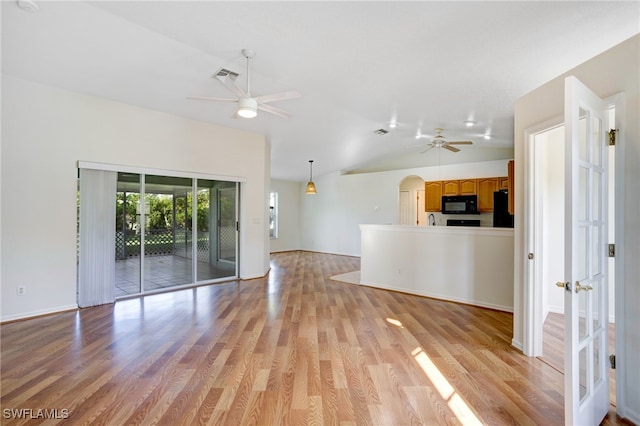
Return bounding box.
[442,179,478,196]
[442,180,460,196]
[499,177,509,190]
[477,178,499,212]
[508,160,515,215]
[424,181,442,212]
[424,173,510,213]
[459,179,477,195]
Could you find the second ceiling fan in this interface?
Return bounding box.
[418,128,473,153]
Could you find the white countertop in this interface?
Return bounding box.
[359,224,514,236]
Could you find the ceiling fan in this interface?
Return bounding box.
[187,49,301,119]
[417,128,473,153]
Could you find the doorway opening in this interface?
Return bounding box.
[399,175,426,226]
[529,107,617,406]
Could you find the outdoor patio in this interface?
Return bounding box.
[115,254,236,298]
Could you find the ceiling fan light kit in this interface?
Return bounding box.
[237,98,257,118]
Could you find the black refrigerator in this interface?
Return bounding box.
[493,190,514,228]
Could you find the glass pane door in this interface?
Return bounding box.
[217,185,237,273]
[143,175,193,292]
[115,172,141,297]
[196,180,237,281]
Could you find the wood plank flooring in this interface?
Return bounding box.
[1,251,627,425]
[540,312,617,408]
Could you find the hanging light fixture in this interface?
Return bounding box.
[305,160,317,194]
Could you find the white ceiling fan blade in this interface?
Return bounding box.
[186,95,238,102]
[257,103,292,119]
[447,141,473,145]
[420,145,435,154]
[254,90,302,104]
[221,76,248,99]
[443,144,461,153]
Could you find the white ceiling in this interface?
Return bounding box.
[3,1,639,181]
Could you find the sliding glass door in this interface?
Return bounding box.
[143,175,194,292]
[85,170,240,299]
[115,172,142,296]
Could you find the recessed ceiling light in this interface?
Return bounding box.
[464,120,477,127]
[17,0,39,12]
[389,122,397,129]
[483,134,492,140]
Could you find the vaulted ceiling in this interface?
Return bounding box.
[3,1,639,180]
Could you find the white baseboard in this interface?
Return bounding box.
[1,304,78,323]
[358,280,513,313]
[511,338,523,352]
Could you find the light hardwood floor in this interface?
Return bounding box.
[1,251,627,425]
[540,312,617,408]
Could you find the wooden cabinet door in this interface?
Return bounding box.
[477,178,498,212]
[499,177,509,190]
[459,179,477,195]
[424,181,442,212]
[508,160,514,214]
[442,180,460,196]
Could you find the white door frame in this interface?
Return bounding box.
[523,115,564,357]
[522,93,626,414]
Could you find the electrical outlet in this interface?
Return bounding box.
[17,286,26,296]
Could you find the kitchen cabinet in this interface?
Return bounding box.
[442,180,460,196]
[508,160,515,215]
[499,177,509,190]
[460,179,477,195]
[477,178,499,212]
[424,181,442,212]
[424,174,509,212]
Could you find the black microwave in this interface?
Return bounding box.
[442,195,479,214]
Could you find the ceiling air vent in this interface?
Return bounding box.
[374,128,389,135]
[212,68,239,81]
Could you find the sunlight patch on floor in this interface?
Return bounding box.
[412,347,482,425]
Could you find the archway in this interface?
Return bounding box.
[398,175,426,226]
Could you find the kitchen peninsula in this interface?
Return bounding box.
[359,224,514,312]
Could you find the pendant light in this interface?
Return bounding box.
[305,160,317,195]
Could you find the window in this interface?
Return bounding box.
[269,192,278,238]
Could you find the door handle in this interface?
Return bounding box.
[575,282,593,292]
[556,281,571,292]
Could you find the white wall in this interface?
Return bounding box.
[1,76,271,321]
[514,35,639,421]
[360,225,514,312]
[300,159,511,256]
[269,179,301,252]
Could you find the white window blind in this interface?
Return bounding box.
[78,168,117,307]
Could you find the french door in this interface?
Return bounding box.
[562,76,609,425]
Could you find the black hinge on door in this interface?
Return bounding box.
[609,354,616,369]
[608,129,618,146]
[608,244,615,258]
[236,221,239,232]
